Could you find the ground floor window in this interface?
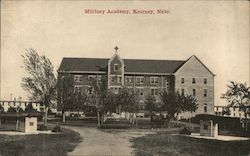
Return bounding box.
[150,88,158,96]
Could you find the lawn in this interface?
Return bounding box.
[0,128,82,156]
[132,129,250,156]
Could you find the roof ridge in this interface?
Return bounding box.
[62,57,186,62]
[63,57,109,60]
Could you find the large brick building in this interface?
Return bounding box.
[58,50,215,118]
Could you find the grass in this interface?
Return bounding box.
[132,129,250,156]
[0,128,82,156]
[48,117,98,127]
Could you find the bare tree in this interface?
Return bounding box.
[21,48,57,127]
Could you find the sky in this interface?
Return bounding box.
[1,0,249,106]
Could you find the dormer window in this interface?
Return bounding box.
[114,64,119,71]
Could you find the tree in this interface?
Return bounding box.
[57,72,75,122]
[25,103,37,113]
[21,48,57,126]
[161,91,198,127]
[0,104,4,128]
[89,74,112,126]
[221,81,250,130]
[161,91,182,118]
[145,94,157,122]
[0,104,4,113]
[181,94,198,116]
[117,87,139,124]
[222,107,231,116]
[73,91,89,117]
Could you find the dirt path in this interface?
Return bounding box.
[67,127,139,156]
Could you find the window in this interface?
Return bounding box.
[74,86,81,93]
[74,75,82,82]
[136,76,144,84]
[150,88,158,96]
[98,75,102,81]
[192,78,196,84]
[193,89,196,96]
[30,122,34,126]
[125,76,133,84]
[203,124,208,130]
[117,76,122,83]
[239,113,241,117]
[204,78,207,84]
[139,101,144,110]
[114,64,119,71]
[233,113,236,117]
[88,75,96,80]
[137,88,144,96]
[204,89,207,97]
[181,88,185,96]
[204,103,207,112]
[233,107,236,111]
[113,87,119,94]
[181,78,184,84]
[88,87,94,95]
[150,77,159,84]
[111,76,115,83]
[166,80,170,88]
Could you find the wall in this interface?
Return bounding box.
[25,117,37,133]
[175,56,214,118]
[200,120,218,137]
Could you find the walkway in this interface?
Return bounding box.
[67,126,136,156]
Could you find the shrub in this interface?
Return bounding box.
[179,127,191,135]
[37,125,48,131]
[52,125,62,132]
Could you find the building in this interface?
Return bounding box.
[0,100,43,112]
[58,48,215,118]
[214,106,250,119]
[0,113,38,133]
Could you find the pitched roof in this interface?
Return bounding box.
[58,57,186,74]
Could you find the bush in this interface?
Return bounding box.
[191,114,242,131]
[179,127,191,135]
[37,125,48,131]
[52,125,62,132]
[144,112,151,118]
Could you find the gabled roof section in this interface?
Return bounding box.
[58,58,109,72]
[124,59,185,73]
[58,57,186,74]
[191,55,215,76]
[108,53,124,65]
[175,55,215,76]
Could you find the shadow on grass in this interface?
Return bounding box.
[131,129,250,156]
[0,128,82,156]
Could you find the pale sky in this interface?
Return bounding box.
[1,1,249,106]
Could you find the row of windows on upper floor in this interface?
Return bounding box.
[124,76,166,85]
[111,76,170,86]
[180,88,208,97]
[75,75,210,86]
[74,74,170,85]
[181,78,208,84]
[74,85,169,96]
[74,75,102,82]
